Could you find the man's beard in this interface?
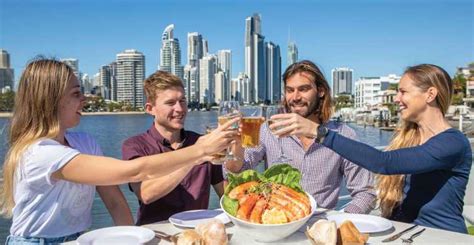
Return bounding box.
[288,95,321,118]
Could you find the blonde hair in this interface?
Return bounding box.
[282,60,333,123]
[0,58,73,217]
[144,70,184,104]
[376,64,453,217]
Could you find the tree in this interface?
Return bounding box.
[334,94,354,111]
[452,74,466,95]
[0,91,15,112]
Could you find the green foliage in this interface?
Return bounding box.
[388,83,399,91]
[452,93,464,105]
[453,74,467,94]
[0,91,15,111]
[334,94,354,111]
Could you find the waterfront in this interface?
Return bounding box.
[0,112,393,240]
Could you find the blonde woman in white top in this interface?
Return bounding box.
[1,58,238,244]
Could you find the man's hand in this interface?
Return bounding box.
[268,113,319,138]
[196,117,240,161]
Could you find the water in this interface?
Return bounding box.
[0,112,393,240]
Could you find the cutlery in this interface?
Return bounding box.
[154,230,178,243]
[381,224,418,242]
[401,228,426,244]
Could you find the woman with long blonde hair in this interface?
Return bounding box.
[271,64,472,233]
[1,58,238,244]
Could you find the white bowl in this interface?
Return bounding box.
[220,192,317,242]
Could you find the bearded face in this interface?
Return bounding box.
[284,72,323,118]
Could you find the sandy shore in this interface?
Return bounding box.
[0,111,146,118]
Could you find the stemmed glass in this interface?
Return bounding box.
[267,105,292,164]
[218,101,240,161]
[205,123,226,165]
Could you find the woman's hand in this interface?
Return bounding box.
[268,113,319,138]
[196,117,240,160]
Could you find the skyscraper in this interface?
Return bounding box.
[245,13,266,103]
[116,49,145,108]
[214,71,225,103]
[287,41,298,67]
[0,49,14,92]
[217,50,232,101]
[332,67,353,97]
[160,24,184,80]
[187,32,203,67]
[60,58,79,79]
[186,32,205,104]
[266,42,281,103]
[199,55,216,104]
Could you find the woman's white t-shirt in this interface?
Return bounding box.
[10,132,103,238]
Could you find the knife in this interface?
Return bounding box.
[381,224,418,242]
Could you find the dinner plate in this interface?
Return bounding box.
[169,209,231,228]
[77,226,154,245]
[326,213,393,233]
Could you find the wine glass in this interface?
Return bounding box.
[205,123,226,165]
[218,101,240,160]
[267,105,292,164]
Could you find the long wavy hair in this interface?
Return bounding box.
[376,64,453,217]
[282,60,333,123]
[0,58,73,217]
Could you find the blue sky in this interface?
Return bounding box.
[1,0,473,85]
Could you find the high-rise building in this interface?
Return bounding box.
[186,32,206,104]
[232,72,248,103]
[245,13,266,103]
[60,58,79,78]
[199,55,216,104]
[287,41,298,67]
[187,32,204,67]
[160,24,184,80]
[81,74,92,95]
[332,68,354,97]
[100,64,117,100]
[116,49,145,108]
[266,42,281,103]
[0,49,14,92]
[214,71,225,103]
[217,50,232,101]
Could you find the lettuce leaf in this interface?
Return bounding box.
[262,164,304,193]
[224,169,262,195]
[222,195,239,216]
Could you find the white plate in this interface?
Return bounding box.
[327,213,393,233]
[169,209,231,228]
[77,226,154,245]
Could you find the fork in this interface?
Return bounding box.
[154,230,178,243]
[401,228,426,244]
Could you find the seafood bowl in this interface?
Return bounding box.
[220,192,317,242]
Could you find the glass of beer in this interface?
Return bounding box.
[266,105,292,163]
[240,106,265,148]
[218,101,240,160]
[205,123,227,165]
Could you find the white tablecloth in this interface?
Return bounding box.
[138,211,474,245]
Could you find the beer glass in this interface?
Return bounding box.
[218,101,240,160]
[240,106,265,148]
[266,105,292,163]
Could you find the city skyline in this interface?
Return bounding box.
[1,0,472,87]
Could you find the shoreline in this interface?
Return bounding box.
[0,111,146,118]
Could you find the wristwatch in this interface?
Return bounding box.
[316,125,329,143]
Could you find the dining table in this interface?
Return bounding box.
[65,209,474,245]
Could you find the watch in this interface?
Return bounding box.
[316,125,329,143]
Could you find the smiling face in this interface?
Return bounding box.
[284,71,323,118]
[146,87,187,132]
[395,74,432,122]
[58,75,85,130]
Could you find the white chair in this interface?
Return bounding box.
[463,166,474,225]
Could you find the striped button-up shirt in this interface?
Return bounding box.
[241,121,376,213]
